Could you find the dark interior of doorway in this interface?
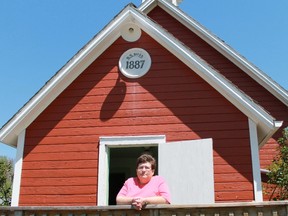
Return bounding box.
[108,146,158,205]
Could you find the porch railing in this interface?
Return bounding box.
[1,201,288,216]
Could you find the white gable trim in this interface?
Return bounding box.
[142,0,182,7]
[139,0,157,13]
[144,0,288,106]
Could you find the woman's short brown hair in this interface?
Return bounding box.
[136,154,156,170]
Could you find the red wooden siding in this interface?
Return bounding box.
[22,32,253,205]
[147,7,288,170]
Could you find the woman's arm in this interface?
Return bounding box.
[117,195,168,205]
[116,195,133,205]
[142,196,169,204]
[116,195,168,210]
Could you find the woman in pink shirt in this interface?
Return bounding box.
[116,154,171,210]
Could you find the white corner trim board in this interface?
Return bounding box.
[11,130,25,206]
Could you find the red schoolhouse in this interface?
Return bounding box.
[0,0,287,206]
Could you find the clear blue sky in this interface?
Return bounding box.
[1,0,287,160]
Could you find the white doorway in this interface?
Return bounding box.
[98,135,165,205]
[98,135,214,205]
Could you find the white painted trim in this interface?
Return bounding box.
[97,135,166,206]
[11,129,25,206]
[97,140,109,206]
[142,0,182,7]
[99,135,166,146]
[139,0,157,12]
[248,119,263,202]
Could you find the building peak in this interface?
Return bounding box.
[142,0,183,7]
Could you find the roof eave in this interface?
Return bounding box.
[0,5,135,147]
[143,0,288,106]
[258,120,283,147]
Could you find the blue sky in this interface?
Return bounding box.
[1,0,287,159]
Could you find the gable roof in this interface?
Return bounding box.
[140,0,288,107]
[0,0,285,148]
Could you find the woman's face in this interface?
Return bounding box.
[136,162,155,184]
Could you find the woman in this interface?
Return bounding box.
[116,154,171,210]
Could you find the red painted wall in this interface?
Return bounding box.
[21,31,253,206]
[147,7,288,171]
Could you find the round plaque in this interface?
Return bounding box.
[119,48,151,78]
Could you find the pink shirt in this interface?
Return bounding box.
[117,175,171,203]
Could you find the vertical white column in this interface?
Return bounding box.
[248,119,263,202]
[97,142,108,206]
[11,130,25,206]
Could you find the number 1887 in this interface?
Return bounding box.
[126,60,145,69]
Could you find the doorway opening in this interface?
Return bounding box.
[97,135,166,205]
[108,146,158,205]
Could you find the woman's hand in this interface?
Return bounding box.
[131,197,147,210]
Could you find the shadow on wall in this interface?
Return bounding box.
[100,76,126,121]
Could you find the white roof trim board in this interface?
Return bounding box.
[0,1,285,147]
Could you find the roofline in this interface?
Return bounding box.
[139,0,157,12]
[141,0,288,106]
[129,7,277,128]
[0,3,280,147]
[0,4,133,146]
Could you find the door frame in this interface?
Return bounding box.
[97,135,166,205]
